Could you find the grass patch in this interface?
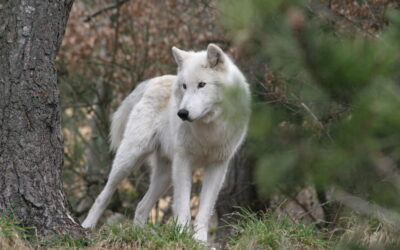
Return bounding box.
[334,211,400,250]
[6,210,398,249]
[0,217,202,249]
[89,222,203,249]
[0,215,33,250]
[225,209,334,250]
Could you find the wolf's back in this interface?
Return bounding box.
[109,81,149,152]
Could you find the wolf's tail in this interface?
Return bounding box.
[109,81,149,152]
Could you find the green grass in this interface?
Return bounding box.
[225,209,333,250]
[0,215,33,249]
[4,210,397,250]
[0,216,202,250]
[89,222,203,249]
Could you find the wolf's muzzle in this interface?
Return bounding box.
[177,109,190,121]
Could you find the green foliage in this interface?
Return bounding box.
[221,0,400,209]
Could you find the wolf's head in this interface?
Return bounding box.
[171,44,247,123]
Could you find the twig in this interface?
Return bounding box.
[300,102,324,130]
[333,189,400,231]
[83,0,130,22]
[298,200,332,223]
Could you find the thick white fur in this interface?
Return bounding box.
[82,44,251,242]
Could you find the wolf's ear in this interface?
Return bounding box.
[172,47,189,68]
[207,44,225,68]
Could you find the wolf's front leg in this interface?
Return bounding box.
[194,161,229,242]
[172,154,193,229]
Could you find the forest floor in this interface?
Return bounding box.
[0,209,397,249]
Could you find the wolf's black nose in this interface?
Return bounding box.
[177,109,189,120]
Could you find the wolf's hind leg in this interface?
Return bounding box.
[82,137,153,229]
[134,154,172,225]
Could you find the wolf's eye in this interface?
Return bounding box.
[198,82,206,88]
[182,83,187,90]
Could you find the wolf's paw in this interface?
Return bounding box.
[133,218,146,227]
[193,230,208,243]
[81,219,96,229]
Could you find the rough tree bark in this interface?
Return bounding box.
[0,0,85,236]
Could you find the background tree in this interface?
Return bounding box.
[0,0,84,236]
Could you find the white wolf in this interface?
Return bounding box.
[82,44,251,242]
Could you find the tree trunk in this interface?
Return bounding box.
[0,0,85,236]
